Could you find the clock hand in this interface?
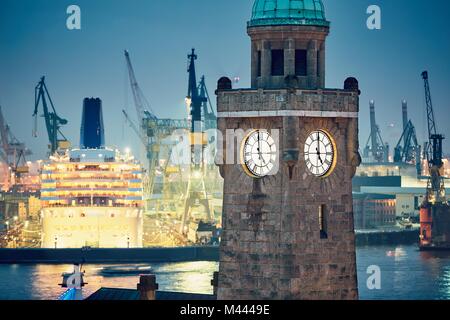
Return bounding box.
[316,147,323,165]
[257,132,264,162]
[316,132,323,165]
[317,132,321,154]
[258,150,267,166]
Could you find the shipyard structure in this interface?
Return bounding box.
[40,98,144,248]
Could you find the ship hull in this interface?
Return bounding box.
[420,203,450,251]
[41,207,143,248]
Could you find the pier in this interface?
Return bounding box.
[0,246,219,264]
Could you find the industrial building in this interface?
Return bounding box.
[353,193,396,230]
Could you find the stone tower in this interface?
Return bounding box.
[216,0,361,300]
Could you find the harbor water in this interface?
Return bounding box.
[0,245,450,300]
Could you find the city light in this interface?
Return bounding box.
[192,170,202,179]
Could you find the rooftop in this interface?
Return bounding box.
[86,287,216,301]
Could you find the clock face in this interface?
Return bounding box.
[241,130,277,178]
[304,130,336,177]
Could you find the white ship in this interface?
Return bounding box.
[40,98,144,248]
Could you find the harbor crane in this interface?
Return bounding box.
[419,71,449,250]
[124,50,188,200]
[180,48,213,236]
[33,77,69,154]
[393,101,421,175]
[0,105,32,186]
[363,100,389,163]
[421,71,445,203]
[124,49,218,243]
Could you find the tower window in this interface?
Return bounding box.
[295,50,307,76]
[271,49,284,76]
[257,51,262,77]
[319,204,328,239]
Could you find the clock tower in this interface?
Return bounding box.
[215,0,362,300]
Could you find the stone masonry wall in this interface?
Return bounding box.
[216,88,360,300]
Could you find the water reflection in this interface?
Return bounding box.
[357,245,450,300]
[156,262,217,294]
[0,261,219,300]
[1,245,450,300]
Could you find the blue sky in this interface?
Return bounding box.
[0,0,449,161]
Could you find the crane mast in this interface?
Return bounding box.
[187,49,206,134]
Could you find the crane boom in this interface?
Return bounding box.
[422,71,437,140]
[422,71,444,168]
[421,71,445,203]
[124,50,157,123]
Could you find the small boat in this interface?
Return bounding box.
[100,264,153,276]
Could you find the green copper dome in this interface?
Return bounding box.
[249,0,330,27]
